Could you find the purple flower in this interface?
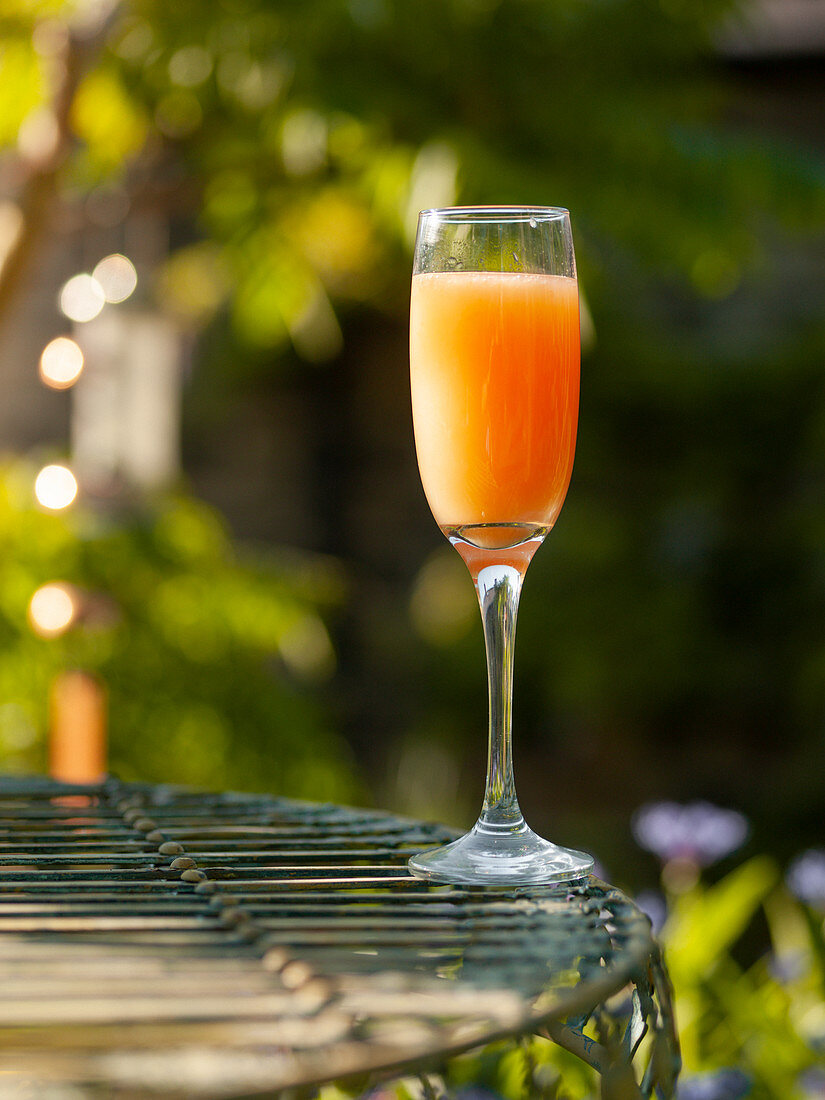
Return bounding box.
[635,889,668,934]
[632,801,749,867]
[768,949,807,984]
[798,1066,825,1098]
[676,1068,750,1100]
[787,849,825,908]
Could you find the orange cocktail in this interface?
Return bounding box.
[406,207,592,886]
[410,270,579,542]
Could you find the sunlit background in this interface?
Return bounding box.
[1,0,824,1093]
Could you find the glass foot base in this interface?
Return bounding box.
[408,820,594,886]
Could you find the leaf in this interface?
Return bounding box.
[70,66,149,173]
[0,36,43,144]
[663,856,779,981]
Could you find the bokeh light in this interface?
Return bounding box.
[168,45,213,87]
[39,336,84,389]
[278,615,335,681]
[28,584,76,638]
[155,90,202,138]
[16,106,60,164]
[59,274,106,322]
[281,108,328,175]
[410,551,476,646]
[92,253,138,303]
[34,464,78,510]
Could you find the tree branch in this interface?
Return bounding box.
[0,8,120,333]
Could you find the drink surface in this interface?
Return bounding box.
[410,270,580,533]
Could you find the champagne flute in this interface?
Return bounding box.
[408,206,593,885]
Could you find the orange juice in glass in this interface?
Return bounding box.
[408,207,593,885]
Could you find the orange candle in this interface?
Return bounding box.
[49,671,107,784]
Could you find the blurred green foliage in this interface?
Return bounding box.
[2,0,822,352]
[0,460,360,799]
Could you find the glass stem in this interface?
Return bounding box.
[476,562,526,831]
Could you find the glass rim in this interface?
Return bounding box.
[418,205,569,223]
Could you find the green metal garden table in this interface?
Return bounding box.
[0,776,679,1097]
